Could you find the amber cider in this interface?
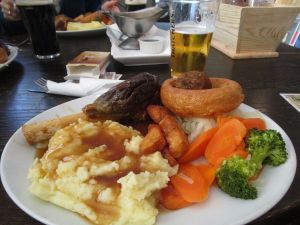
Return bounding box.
[170,25,213,78]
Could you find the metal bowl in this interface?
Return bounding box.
[108,7,166,38]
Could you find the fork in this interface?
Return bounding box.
[34,78,48,92]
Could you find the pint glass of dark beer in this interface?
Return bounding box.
[15,0,60,59]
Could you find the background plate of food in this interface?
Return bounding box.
[0,43,18,71]
[0,74,297,225]
[55,11,113,37]
[56,26,107,37]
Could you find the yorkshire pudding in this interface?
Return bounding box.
[160,77,245,117]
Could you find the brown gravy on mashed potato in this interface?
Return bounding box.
[28,119,177,225]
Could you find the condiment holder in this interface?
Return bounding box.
[138,36,164,54]
[104,7,166,50]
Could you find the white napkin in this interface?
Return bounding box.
[106,24,171,66]
[46,78,123,97]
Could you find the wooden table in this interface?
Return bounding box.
[0,31,300,225]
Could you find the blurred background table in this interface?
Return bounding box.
[0,30,299,225]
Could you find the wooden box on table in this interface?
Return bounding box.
[211,2,300,59]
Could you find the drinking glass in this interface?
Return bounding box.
[170,0,220,77]
[125,0,147,11]
[15,0,60,59]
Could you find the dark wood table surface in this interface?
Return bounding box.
[0,30,300,225]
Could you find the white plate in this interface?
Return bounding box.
[0,96,297,225]
[56,27,106,37]
[107,24,171,66]
[0,45,18,71]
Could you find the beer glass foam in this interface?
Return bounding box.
[170,0,220,77]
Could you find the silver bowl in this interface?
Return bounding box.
[105,7,166,50]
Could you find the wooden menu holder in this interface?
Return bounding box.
[211,2,300,59]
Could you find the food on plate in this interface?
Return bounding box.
[205,118,248,166]
[55,14,72,31]
[146,105,173,124]
[247,129,288,167]
[73,11,113,24]
[179,127,218,163]
[160,71,245,117]
[162,117,288,207]
[0,40,9,63]
[170,163,210,202]
[22,73,159,145]
[140,124,167,155]
[216,128,287,199]
[217,115,266,131]
[83,73,160,121]
[146,105,189,159]
[22,70,289,221]
[67,21,104,31]
[55,11,113,31]
[171,71,212,89]
[159,115,189,159]
[160,183,192,210]
[177,116,217,143]
[28,119,178,225]
[161,162,216,209]
[195,163,217,186]
[152,71,288,206]
[162,148,178,167]
[22,112,87,145]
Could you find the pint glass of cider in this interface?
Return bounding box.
[170,0,220,77]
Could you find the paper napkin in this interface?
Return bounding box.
[46,78,122,97]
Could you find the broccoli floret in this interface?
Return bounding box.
[247,129,287,167]
[216,156,258,199]
[216,128,288,200]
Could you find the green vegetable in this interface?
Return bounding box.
[247,129,287,167]
[216,128,288,200]
[216,156,258,199]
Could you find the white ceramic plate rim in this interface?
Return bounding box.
[0,45,18,70]
[0,95,297,225]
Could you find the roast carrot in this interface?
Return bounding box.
[170,163,209,203]
[213,149,249,166]
[232,140,248,158]
[235,140,246,151]
[160,183,192,210]
[217,115,236,127]
[217,115,266,131]
[205,119,247,166]
[241,118,266,131]
[194,163,217,186]
[179,127,218,163]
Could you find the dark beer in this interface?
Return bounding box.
[16,0,60,59]
[125,0,147,11]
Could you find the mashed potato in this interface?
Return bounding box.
[67,21,104,31]
[28,119,177,225]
